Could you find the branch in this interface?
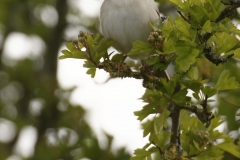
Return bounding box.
[151,141,164,156]
[204,47,234,66]
[167,84,182,158]
[180,103,214,126]
[170,105,181,145]
[97,62,143,79]
[216,1,240,23]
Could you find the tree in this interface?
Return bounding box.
[60,0,240,159]
[0,0,130,159]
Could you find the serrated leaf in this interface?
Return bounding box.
[95,38,115,54]
[208,33,239,55]
[175,17,192,39]
[59,55,69,59]
[142,120,154,137]
[187,66,199,80]
[161,79,175,96]
[217,138,240,158]
[181,79,202,94]
[234,48,240,59]
[128,40,155,56]
[62,42,86,59]
[193,140,201,150]
[203,20,212,33]
[86,34,95,47]
[142,143,151,150]
[196,146,224,160]
[212,18,240,35]
[156,131,171,149]
[134,103,157,121]
[66,42,76,51]
[61,49,72,56]
[163,32,176,54]
[172,88,191,106]
[141,89,160,101]
[154,110,170,134]
[83,61,96,68]
[86,68,96,78]
[214,70,240,91]
[131,148,152,160]
[208,116,224,134]
[202,86,217,98]
[175,48,199,72]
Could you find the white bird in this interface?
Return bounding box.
[100,0,159,60]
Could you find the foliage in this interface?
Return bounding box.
[61,0,240,159]
[0,0,131,159]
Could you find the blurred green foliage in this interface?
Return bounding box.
[0,0,130,159]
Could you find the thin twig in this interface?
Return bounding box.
[151,141,164,156]
[221,98,240,108]
[177,10,188,22]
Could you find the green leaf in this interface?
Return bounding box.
[187,67,199,80]
[161,78,175,96]
[59,42,86,59]
[128,40,155,56]
[202,20,212,33]
[141,89,161,101]
[163,32,176,54]
[86,34,95,48]
[181,79,202,94]
[181,69,206,94]
[172,88,191,106]
[95,38,115,55]
[214,70,240,91]
[196,146,224,160]
[60,42,86,59]
[169,0,184,8]
[154,110,170,134]
[175,48,199,72]
[86,68,96,78]
[193,140,201,151]
[111,54,125,62]
[208,33,239,55]
[66,43,86,58]
[156,131,171,149]
[66,42,76,51]
[83,61,96,68]
[131,148,152,160]
[217,138,240,158]
[174,18,192,40]
[208,116,224,135]
[145,56,161,66]
[202,86,217,98]
[142,119,154,137]
[134,103,157,121]
[212,18,240,35]
[61,50,72,56]
[234,48,240,59]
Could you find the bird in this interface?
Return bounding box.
[99,0,169,79]
[99,0,160,60]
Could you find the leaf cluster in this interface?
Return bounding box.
[60,0,240,159]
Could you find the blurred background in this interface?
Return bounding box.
[0,0,239,160]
